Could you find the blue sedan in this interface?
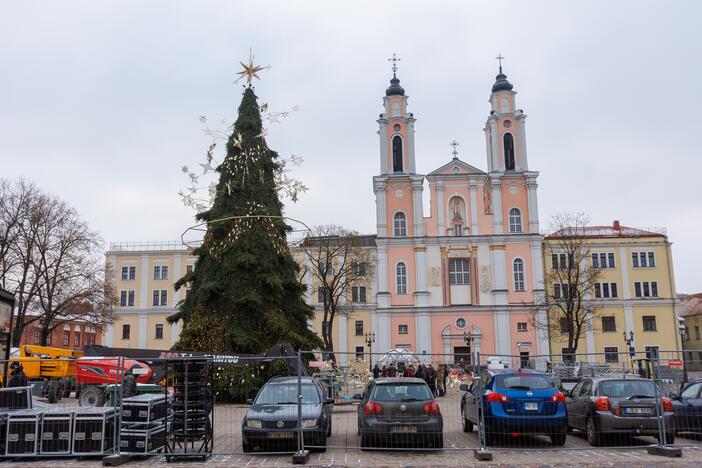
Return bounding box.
[671,379,702,435]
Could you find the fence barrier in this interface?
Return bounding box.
[0,349,699,463]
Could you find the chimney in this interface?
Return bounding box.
[613,220,621,231]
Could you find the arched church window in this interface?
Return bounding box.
[448,196,465,236]
[513,258,525,291]
[396,262,407,294]
[392,135,403,172]
[509,208,522,233]
[393,212,407,237]
[503,133,515,171]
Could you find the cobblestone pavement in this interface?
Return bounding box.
[7,390,701,467]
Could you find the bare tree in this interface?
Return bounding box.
[0,179,114,346]
[531,213,604,358]
[300,225,374,364]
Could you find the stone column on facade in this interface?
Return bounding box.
[530,240,544,291]
[493,307,511,357]
[526,177,540,234]
[376,245,390,308]
[489,119,500,171]
[378,120,388,174]
[138,314,147,348]
[376,311,391,354]
[407,118,417,173]
[338,315,348,366]
[171,320,180,346]
[411,178,424,237]
[139,255,149,308]
[374,180,387,237]
[490,246,508,305]
[484,126,492,172]
[436,183,445,235]
[414,248,429,306]
[517,116,529,171]
[619,247,631,299]
[469,179,479,235]
[104,325,114,347]
[491,178,503,234]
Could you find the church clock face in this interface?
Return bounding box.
[393,124,401,132]
[503,120,512,128]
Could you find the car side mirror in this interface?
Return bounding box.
[459,384,469,392]
[246,399,253,405]
[352,393,362,400]
[669,392,679,400]
[324,397,334,405]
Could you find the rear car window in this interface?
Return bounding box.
[371,383,433,401]
[495,374,552,391]
[598,380,656,398]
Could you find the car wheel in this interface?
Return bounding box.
[327,419,332,437]
[78,386,106,407]
[242,441,254,453]
[657,432,675,445]
[586,417,601,447]
[461,407,474,433]
[360,433,371,450]
[431,433,443,449]
[550,433,567,446]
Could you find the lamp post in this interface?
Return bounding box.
[463,331,475,367]
[364,332,375,372]
[0,288,16,387]
[623,330,635,373]
[678,317,689,387]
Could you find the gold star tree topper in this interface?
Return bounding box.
[235,49,270,86]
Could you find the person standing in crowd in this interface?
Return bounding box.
[372,364,380,379]
[405,365,415,378]
[387,363,397,377]
[426,364,437,396]
[381,365,388,378]
[436,364,446,396]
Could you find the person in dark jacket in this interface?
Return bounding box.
[8,362,28,387]
[372,364,380,379]
[121,367,137,398]
[426,364,437,396]
[387,363,397,377]
[415,364,426,381]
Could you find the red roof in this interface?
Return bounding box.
[680,293,702,317]
[546,220,667,240]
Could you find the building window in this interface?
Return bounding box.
[632,251,656,268]
[642,315,657,332]
[449,258,470,285]
[122,324,130,340]
[396,262,407,294]
[317,287,330,304]
[85,334,95,346]
[551,253,571,270]
[634,281,658,298]
[153,289,168,306]
[121,266,136,280]
[559,317,571,333]
[592,253,615,269]
[355,320,363,336]
[393,212,407,237]
[153,265,168,280]
[185,288,191,300]
[351,286,367,303]
[513,258,525,291]
[398,324,409,334]
[508,208,522,233]
[355,346,365,360]
[601,316,617,332]
[186,264,193,275]
[695,325,700,341]
[63,331,70,346]
[453,224,462,236]
[74,333,81,347]
[392,135,403,172]
[561,347,575,364]
[517,322,527,332]
[503,133,515,170]
[645,346,660,360]
[34,329,41,345]
[155,324,164,340]
[351,262,367,277]
[119,290,135,307]
[553,283,575,300]
[594,282,618,298]
[604,346,619,363]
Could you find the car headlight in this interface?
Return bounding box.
[302,419,317,428]
[246,419,262,429]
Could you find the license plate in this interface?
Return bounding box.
[624,407,652,415]
[392,426,417,433]
[268,431,294,439]
[524,402,538,411]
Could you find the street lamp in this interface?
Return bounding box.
[364,332,375,372]
[678,317,689,386]
[0,288,16,387]
[623,330,635,358]
[463,331,476,367]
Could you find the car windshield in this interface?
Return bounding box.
[598,380,656,398]
[372,383,433,401]
[495,374,552,391]
[254,384,320,405]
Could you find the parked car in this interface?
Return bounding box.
[565,377,676,446]
[242,376,334,452]
[357,377,443,449]
[461,369,567,446]
[670,379,702,435]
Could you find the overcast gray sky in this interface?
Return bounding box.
[1,0,700,293]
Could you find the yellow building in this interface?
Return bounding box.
[679,293,702,370]
[544,221,681,364]
[105,239,377,365]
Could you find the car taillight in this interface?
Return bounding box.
[423,401,441,414]
[662,397,673,412]
[595,396,610,411]
[486,391,510,403]
[363,401,383,415]
[551,392,565,403]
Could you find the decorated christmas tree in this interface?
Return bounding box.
[169,55,321,354]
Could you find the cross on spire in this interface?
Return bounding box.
[450,140,459,159]
[496,53,505,73]
[388,53,401,75]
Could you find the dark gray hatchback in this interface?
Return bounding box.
[357,378,443,449]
